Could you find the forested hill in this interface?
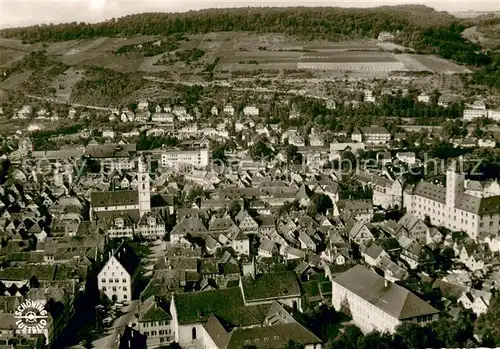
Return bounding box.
[0,5,461,43]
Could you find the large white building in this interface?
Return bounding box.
[160,148,210,169]
[487,109,500,121]
[243,106,259,116]
[404,161,500,240]
[86,143,136,171]
[97,242,140,302]
[462,101,500,122]
[331,265,439,333]
[351,127,391,145]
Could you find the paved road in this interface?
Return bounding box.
[91,300,139,349]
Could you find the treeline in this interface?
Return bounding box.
[136,134,179,150]
[410,27,491,66]
[0,6,457,43]
[287,93,464,124]
[326,314,478,349]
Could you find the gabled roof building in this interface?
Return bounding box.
[331,265,439,333]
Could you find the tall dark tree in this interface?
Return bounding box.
[327,325,363,349]
[476,293,500,346]
[357,331,393,349]
[212,146,227,166]
[284,340,305,349]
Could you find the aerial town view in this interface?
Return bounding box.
[0,1,499,348]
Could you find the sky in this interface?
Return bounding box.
[0,0,499,28]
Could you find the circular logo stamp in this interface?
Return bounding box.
[14,300,49,334]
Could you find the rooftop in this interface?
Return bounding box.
[174,287,269,326]
[333,265,439,320]
[91,190,138,208]
[242,271,301,302]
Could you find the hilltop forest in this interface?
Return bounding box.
[0,6,460,43]
[0,6,498,87]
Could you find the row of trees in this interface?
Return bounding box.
[0,6,456,43]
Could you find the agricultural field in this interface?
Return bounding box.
[300,51,399,62]
[395,54,431,72]
[406,54,471,74]
[0,32,478,104]
[303,43,379,51]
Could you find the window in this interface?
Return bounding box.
[124,295,127,299]
[112,286,117,291]
[122,278,126,283]
[102,286,107,291]
[123,286,127,291]
[109,279,113,283]
[115,279,119,283]
[101,278,105,283]
[192,327,197,340]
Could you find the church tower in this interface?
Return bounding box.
[138,156,151,218]
[446,160,465,209]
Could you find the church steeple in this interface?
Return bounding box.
[138,155,151,218]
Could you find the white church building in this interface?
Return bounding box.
[404,161,500,240]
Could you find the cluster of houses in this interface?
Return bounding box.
[0,125,500,349]
[1,89,500,349]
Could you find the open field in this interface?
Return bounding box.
[395,54,431,72]
[0,47,28,68]
[301,51,399,62]
[451,11,500,19]
[49,67,84,103]
[303,43,379,51]
[0,70,32,90]
[462,25,500,49]
[407,54,471,74]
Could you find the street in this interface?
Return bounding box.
[91,300,139,349]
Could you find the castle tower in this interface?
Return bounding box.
[138,156,151,218]
[446,160,465,208]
